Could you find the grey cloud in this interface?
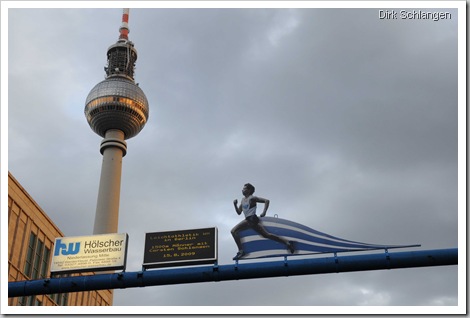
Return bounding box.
[7,6,459,311]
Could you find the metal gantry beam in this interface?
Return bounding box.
[9,248,457,298]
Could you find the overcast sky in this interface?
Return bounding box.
[4,1,464,315]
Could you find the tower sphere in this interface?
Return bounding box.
[85,77,149,140]
[85,8,148,141]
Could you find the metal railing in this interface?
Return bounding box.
[8,248,457,298]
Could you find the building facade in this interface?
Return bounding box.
[8,172,113,306]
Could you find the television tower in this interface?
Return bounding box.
[85,9,149,234]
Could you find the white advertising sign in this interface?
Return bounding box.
[50,233,128,274]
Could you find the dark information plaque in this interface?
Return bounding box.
[143,227,217,268]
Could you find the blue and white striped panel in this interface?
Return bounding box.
[238,217,419,259]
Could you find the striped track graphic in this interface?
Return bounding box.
[237,217,420,259]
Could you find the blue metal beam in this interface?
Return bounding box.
[8,248,457,298]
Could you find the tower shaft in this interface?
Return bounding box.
[93,129,127,234]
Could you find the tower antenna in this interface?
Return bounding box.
[119,8,130,41]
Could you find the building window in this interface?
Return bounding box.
[31,239,43,279]
[18,295,41,306]
[50,274,70,306]
[19,232,52,306]
[59,293,69,306]
[41,248,50,279]
[23,232,51,280]
[51,290,69,306]
[17,296,26,306]
[24,233,37,277]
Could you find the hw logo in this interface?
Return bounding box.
[54,239,81,256]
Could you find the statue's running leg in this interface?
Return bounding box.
[231,220,250,259]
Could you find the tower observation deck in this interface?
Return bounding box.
[84,9,149,235]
